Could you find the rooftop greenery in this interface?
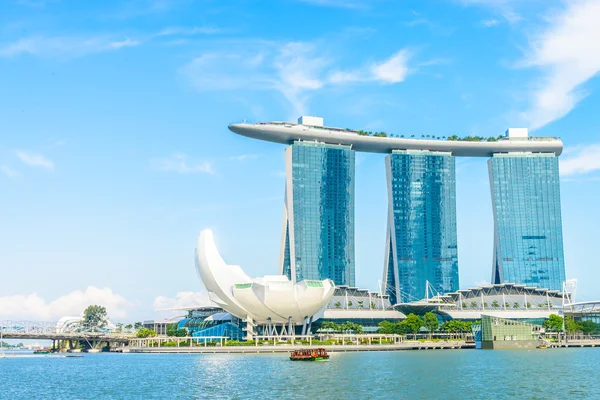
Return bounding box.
[352,129,504,142]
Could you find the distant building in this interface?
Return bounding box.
[383,150,459,304]
[489,149,566,290]
[479,315,543,350]
[228,119,568,299]
[280,139,356,286]
[394,283,567,322]
[316,286,405,333]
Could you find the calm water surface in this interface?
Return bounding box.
[0,349,596,399]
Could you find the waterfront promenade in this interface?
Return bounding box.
[126,333,600,354]
[127,341,475,353]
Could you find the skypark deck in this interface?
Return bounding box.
[228,121,563,157]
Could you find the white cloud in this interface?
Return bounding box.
[0,165,18,178]
[329,50,413,85]
[474,280,491,287]
[152,153,215,174]
[15,150,54,170]
[520,0,600,129]
[107,38,140,49]
[156,26,220,36]
[458,0,525,24]
[0,286,134,321]
[560,144,600,176]
[296,0,370,8]
[180,42,416,115]
[481,19,500,27]
[272,42,328,115]
[228,154,261,161]
[0,36,141,58]
[371,50,411,83]
[153,291,213,311]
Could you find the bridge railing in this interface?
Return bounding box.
[0,320,58,334]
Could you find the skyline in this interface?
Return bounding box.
[1,0,600,322]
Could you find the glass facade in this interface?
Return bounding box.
[384,150,459,304]
[489,153,566,290]
[280,141,355,286]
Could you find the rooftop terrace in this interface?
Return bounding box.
[228,119,563,157]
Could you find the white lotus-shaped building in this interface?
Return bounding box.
[195,229,335,336]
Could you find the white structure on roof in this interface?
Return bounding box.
[195,229,335,339]
[505,128,528,138]
[297,115,324,127]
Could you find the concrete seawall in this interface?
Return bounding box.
[126,341,475,354]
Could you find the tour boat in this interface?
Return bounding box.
[33,348,52,354]
[289,348,329,361]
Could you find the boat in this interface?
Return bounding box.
[33,348,52,354]
[289,348,329,361]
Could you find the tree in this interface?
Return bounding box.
[334,301,342,309]
[564,316,581,334]
[378,321,396,334]
[525,302,532,309]
[441,320,472,333]
[340,321,362,334]
[543,314,563,332]
[166,323,188,337]
[470,301,477,309]
[491,300,500,309]
[82,305,108,331]
[116,322,123,332]
[423,312,439,338]
[357,300,364,309]
[347,301,353,308]
[136,328,157,338]
[320,321,339,332]
[370,302,377,310]
[580,320,597,335]
[513,302,520,309]
[134,322,143,330]
[125,324,133,331]
[461,302,467,309]
[402,314,424,336]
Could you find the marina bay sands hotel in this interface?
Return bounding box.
[229,116,566,304]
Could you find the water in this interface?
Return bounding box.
[0,349,596,399]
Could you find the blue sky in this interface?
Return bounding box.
[1,0,600,322]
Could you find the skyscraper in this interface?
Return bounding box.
[280,141,355,286]
[489,153,566,290]
[383,150,459,304]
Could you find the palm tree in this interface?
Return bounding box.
[513,302,520,309]
[370,301,377,310]
[470,301,477,309]
[491,300,500,309]
[357,300,364,309]
[334,301,342,309]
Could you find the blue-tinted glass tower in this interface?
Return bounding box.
[383,150,459,304]
[280,141,355,286]
[489,153,566,290]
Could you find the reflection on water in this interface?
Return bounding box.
[1,349,597,399]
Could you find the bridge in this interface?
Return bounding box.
[0,320,133,349]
